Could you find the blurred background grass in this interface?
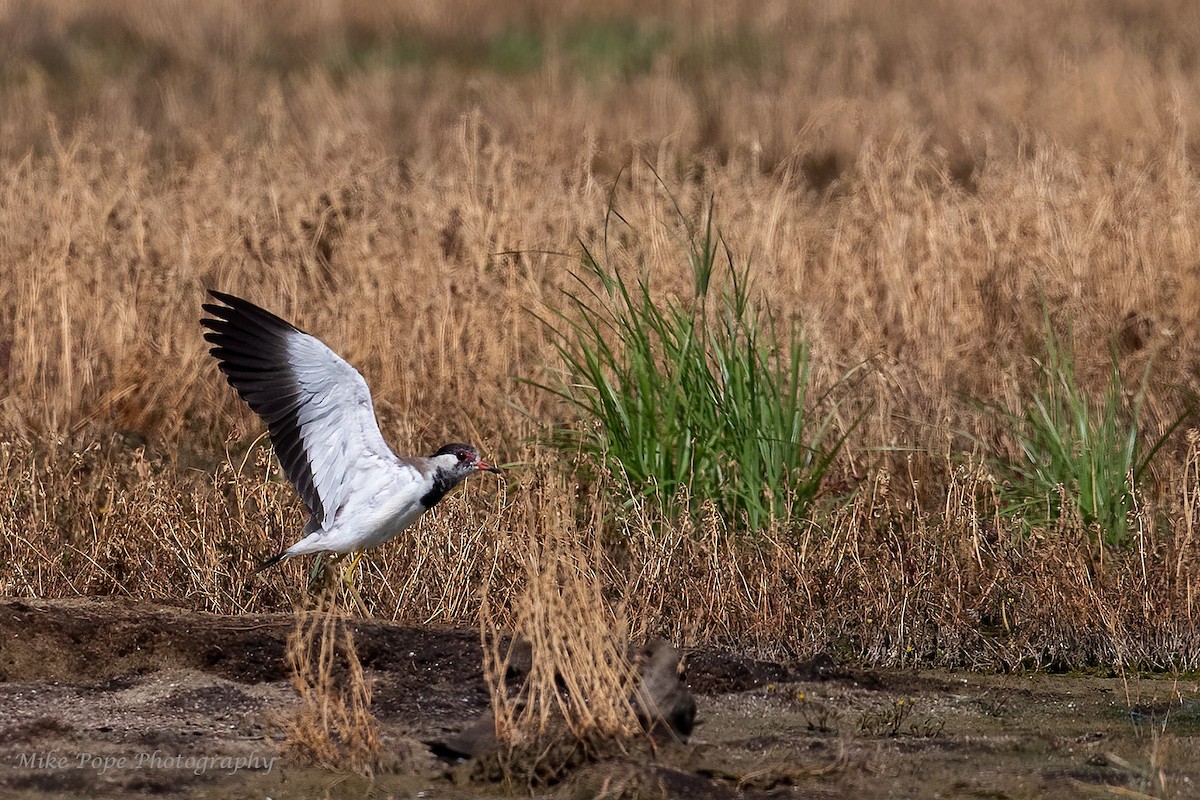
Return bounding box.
[2,0,1200,669]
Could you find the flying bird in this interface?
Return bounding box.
[200,290,501,595]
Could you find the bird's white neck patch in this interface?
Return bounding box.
[428,453,462,473]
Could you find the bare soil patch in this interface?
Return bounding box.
[1,598,1196,799]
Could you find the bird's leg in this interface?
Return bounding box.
[339,550,370,618]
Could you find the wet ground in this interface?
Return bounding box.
[0,597,1197,799]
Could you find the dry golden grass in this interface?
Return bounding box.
[3,0,1200,670]
[282,588,381,776]
[482,465,638,744]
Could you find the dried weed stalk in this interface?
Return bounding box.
[481,467,640,780]
[282,585,381,776]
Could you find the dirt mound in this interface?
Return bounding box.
[685,649,882,693]
[0,597,483,687]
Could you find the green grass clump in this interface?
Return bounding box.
[563,20,668,80]
[541,200,851,533]
[319,20,668,80]
[486,29,544,74]
[986,317,1182,546]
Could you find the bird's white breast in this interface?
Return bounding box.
[322,460,430,551]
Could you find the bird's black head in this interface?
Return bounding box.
[431,442,501,473]
[420,443,502,510]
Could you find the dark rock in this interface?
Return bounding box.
[427,637,697,762]
[632,639,696,742]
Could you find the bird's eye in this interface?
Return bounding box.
[458,451,471,462]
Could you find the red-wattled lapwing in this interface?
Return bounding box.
[201,291,501,610]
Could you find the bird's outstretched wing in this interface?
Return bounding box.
[201,290,400,525]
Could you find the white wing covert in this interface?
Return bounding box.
[201,291,403,526]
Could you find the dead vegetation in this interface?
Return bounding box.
[478,467,641,785]
[2,0,1200,678]
[281,589,381,776]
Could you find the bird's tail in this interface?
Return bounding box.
[253,518,320,575]
[252,550,289,574]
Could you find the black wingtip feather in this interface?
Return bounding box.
[202,291,304,335]
[201,289,326,524]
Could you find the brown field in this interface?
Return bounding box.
[2,0,1200,796]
